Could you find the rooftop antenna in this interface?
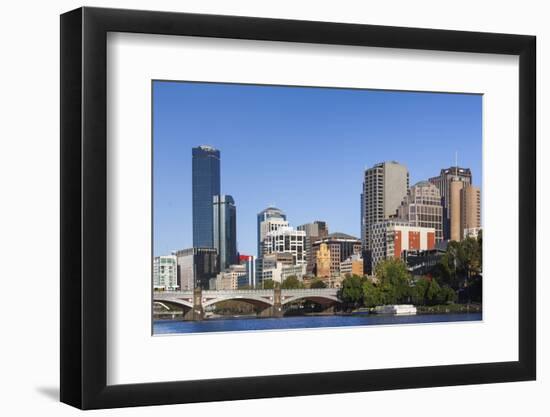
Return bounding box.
[455,151,458,178]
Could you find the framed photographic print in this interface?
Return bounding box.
[60,6,536,410]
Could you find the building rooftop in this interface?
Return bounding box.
[326,232,360,241]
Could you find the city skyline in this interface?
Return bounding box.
[154,81,482,257]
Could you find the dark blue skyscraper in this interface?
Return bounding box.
[192,145,221,248]
[213,195,237,271]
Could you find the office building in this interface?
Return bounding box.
[340,253,364,277]
[213,194,237,271]
[403,245,447,276]
[361,161,409,255]
[461,185,481,235]
[297,221,329,275]
[397,181,444,242]
[263,226,307,265]
[258,260,306,284]
[175,247,218,290]
[449,181,481,241]
[370,220,436,272]
[429,166,472,240]
[192,145,221,248]
[215,264,247,290]
[239,254,256,288]
[153,255,178,291]
[257,207,287,257]
[312,232,362,277]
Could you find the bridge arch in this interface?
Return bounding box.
[281,294,341,306]
[202,295,273,309]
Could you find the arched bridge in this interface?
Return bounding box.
[153,288,341,320]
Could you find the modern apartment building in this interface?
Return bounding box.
[297,221,329,275]
[153,255,178,291]
[312,232,362,277]
[361,161,409,257]
[370,220,436,272]
[192,145,220,248]
[397,181,444,242]
[257,207,287,257]
[175,247,218,290]
[429,166,472,240]
[213,194,237,271]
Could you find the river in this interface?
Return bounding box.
[153,313,482,334]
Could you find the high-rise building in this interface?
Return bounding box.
[192,145,221,248]
[297,221,329,275]
[461,185,481,235]
[429,166,472,240]
[361,161,409,252]
[213,194,237,271]
[263,226,307,265]
[397,181,444,242]
[370,220,436,272]
[257,207,287,257]
[448,180,481,241]
[153,255,178,291]
[175,247,218,290]
[312,233,362,277]
[449,179,464,241]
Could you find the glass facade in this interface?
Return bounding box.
[192,145,221,248]
[213,195,237,271]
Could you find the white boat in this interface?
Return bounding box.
[373,304,417,315]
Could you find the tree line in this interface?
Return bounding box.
[338,234,482,310]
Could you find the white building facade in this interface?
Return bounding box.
[153,255,178,291]
[262,226,306,265]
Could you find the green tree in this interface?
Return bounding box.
[262,279,278,289]
[281,275,303,289]
[310,279,327,289]
[338,275,365,309]
[374,258,412,304]
[412,277,440,305]
[362,280,382,307]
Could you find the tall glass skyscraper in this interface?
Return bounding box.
[213,195,237,271]
[192,145,221,248]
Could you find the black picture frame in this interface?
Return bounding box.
[60,6,536,410]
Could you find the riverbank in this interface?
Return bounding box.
[416,303,482,314]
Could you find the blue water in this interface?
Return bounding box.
[153,313,482,334]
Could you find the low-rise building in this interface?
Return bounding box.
[340,253,364,277]
[312,232,362,277]
[215,264,247,290]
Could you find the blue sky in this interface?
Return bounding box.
[153,81,482,257]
